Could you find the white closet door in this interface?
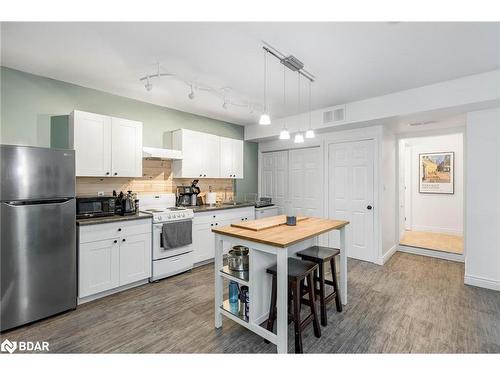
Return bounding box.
[328,140,374,262]
[288,147,323,217]
[261,151,288,214]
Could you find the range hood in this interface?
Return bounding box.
[142,147,183,160]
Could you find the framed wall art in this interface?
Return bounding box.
[419,152,454,194]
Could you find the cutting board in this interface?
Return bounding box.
[231,215,308,231]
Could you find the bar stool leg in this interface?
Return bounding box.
[308,272,321,338]
[265,275,277,342]
[317,263,328,326]
[330,257,343,312]
[292,280,303,354]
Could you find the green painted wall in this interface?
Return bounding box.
[0,66,257,195]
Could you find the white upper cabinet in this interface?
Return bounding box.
[220,137,244,179]
[72,111,112,177]
[172,129,223,178]
[70,110,143,177]
[111,117,143,177]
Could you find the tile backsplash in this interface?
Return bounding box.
[76,159,234,203]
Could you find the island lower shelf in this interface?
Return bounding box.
[219,265,249,285]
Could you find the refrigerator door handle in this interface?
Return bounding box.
[3,198,73,207]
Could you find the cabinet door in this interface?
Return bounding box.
[111,117,143,177]
[232,139,244,179]
[176,129,204,178]
[219,137,234,178]
[203,133,221,178]
[73,111,112,177]
[192,222,215,263]
[79,238,119,298]
[119,233,152,285]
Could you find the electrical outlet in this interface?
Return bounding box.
[97,191,105,197]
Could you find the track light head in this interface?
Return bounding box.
[222,99,229,109]
[188,86,195,100]
[145,80,153,92]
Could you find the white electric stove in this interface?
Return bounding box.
[139,193,194,281]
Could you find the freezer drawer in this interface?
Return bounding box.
[0,199,77,331]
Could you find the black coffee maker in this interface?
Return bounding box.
[176,180,201,207]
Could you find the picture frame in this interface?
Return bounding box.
[419,152,454,194]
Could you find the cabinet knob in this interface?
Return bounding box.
[106,172,110,176]
[215,223,218,226]
[122,238,126,242]
[118,228,122,232]
[199,174,202,177]
[210,224,213,227]
[114,240,118,243]
[114,172,118,176]
[203,174,206,177]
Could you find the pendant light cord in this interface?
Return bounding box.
[263,50,267,112]
[308,80,312,128]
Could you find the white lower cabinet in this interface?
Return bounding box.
[119,233,152,286]
[79,238,120,297]
[192,207,255,264]
[78,219,152,301]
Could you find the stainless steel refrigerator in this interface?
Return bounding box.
[1,144,77,331]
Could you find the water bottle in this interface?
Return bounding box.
[240,286,249,320]
[229,281,239,314]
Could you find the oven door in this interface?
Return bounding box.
[153,222,193,260]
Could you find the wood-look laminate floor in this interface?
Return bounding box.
[2,252,499,353]
[400,230,464,254]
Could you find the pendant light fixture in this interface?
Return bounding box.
[259,50,271,125]
[279,65,290,140]
[305,80,315,139]
[294,72,304,143]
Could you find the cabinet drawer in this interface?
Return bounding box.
[193,207,255,224]
[79,218,152,243]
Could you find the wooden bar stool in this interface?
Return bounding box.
[265,257,321,353]
[296,246,342,327]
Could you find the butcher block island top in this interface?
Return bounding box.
[212,216,349,248]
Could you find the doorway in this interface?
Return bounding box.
[398,132,464,258]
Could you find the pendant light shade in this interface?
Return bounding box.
[259,50,271,125]
[305,129,315,138]
[258,113,271,125]
[294,132,304,143]
[280,128,291,140]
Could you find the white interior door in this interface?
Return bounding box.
[288,147,323,217]
[328,140,375,262]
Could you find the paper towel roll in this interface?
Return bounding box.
[206,192,217,205]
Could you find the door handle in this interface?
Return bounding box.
[367,205,373,210]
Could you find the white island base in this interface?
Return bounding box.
[213,218,348,354]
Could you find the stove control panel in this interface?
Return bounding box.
[151,210,194,223]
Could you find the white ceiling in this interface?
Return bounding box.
[1,22,499,126]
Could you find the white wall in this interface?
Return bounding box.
[380,127,397,262]
[465,108,500,291]
[403,133,464,235]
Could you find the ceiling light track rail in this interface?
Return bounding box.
[262,41,315,83]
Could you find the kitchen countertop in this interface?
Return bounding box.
[192,202,255,213]
[212,216,349,248]
[76,212,152,226]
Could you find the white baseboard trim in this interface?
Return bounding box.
[376,245,397,265]
[411,225,463,236]
[464,274,500,291]
[397,245,464,263]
